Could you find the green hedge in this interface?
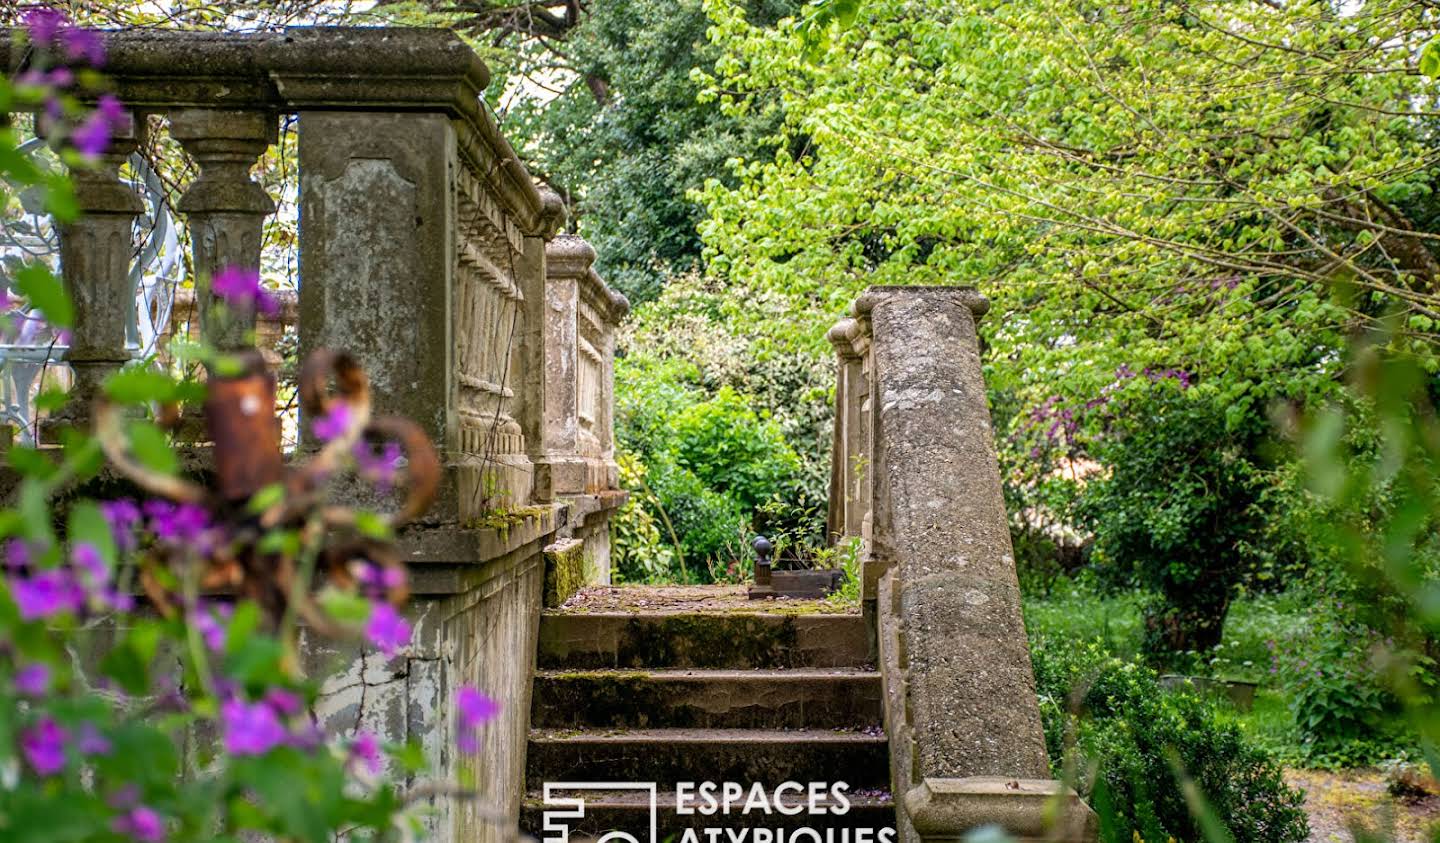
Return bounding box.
[1031,639,1308,843]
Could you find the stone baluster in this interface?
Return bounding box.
[534,234,590,501]
[170,109,276,350]
[51,107,146,432]
[590,274,626,491]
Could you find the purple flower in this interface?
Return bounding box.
[145,501,217,554]
[210,266,280,318]
[77,723,112,756]
[355,562,406,596]
[111,806,165,843]
[455,686,500,753]
[264,688,303,717]
[59,27,105,67]
[101,498,142,551]
[365,602,411,657]
[23,9,67,46]
[220,698,287,757]
[5,539,32,570]
[349,730,383,776]
[72,542,108,586]
[355,440,404,492]
[15,663,50,696]
[20,717,67,775]
[311,402,352,443]
[71,110,113,157]
[16,67,73,88]
[192,603,230,652]
[10,569,86,619]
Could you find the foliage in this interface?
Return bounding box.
[670,385,802,511]
[0,22,494,841]
[1269,596,1421,768]
[498,0,796,305]
[1293,331,1440,773]
[612,275,832,579]
[1032,639,1309,843]
[1078,387,1307,659]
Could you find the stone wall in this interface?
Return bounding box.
[828,287,1096,843]
[2,27,627,843]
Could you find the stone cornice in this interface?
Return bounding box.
[1,26,548,234]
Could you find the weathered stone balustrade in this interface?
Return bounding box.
[827,288,1096,843]
[3,27,626,843]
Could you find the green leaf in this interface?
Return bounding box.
[67,499,116,570]
[317,587,371,625]
[105,367,182,405]
[1422,39,1440,78]
[247,483,285,515]
[354,510,393,541]
[13,262,72,328]
[126,420,178,475]
[34,387,69,413]
[7,445,56,481]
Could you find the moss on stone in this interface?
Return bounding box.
[544,541,592,608]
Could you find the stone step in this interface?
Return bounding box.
[531,668,883,729]
[525,728,890,791]
[520,788,897,837]
[537,612,872,670]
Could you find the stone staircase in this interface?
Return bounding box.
[520,589,895,838]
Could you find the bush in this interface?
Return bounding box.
[1269,593,1432,767]
[1079,388,1306,660]
[1031,639,1308,843]
[670,385,802,511]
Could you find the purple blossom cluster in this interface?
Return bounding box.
[456,686,501,753]
[4,538,132,620]
[19,10,121,158]
[312,401,354,443]
[1023,362,1195,458]
[210,266,281,318]
[19,714,111,777]
[355,439,405,492]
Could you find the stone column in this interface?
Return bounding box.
[593,279,626,491]
[859,287,1095,843]
[170,109,276,350]
[55,107,146,425]
[297,111,456,448]
[533,234,588,501]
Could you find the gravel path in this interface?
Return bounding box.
[1286,769,1439,843]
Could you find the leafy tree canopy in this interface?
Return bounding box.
[697,0,1440,418]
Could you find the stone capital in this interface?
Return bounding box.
[855,285,990,321]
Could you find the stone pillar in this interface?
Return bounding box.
[858,287,1094,843]
[533,235,588,501]
[55,107,146,423]
[297,111,456,449]
[170,109,276,350]
[826,317,869,543]
[592,279,625,491]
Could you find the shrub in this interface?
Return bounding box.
[1079,388,1306,660]
[1269,592,1433,767]
[1031,639,1308,843]
[670,385,802,511]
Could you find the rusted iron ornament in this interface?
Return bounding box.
[92,348,440,635]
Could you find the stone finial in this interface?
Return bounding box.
[545,233,596,279]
